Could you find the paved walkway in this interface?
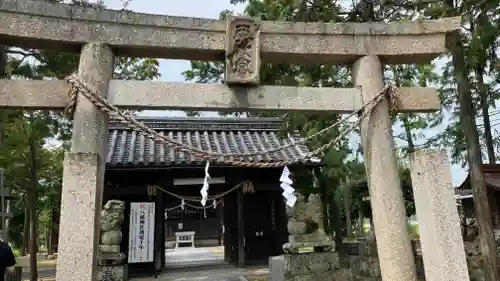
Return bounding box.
[22,269,56,280]
[133,266,269,281]
[20,247,269,281]
[165,246,225,269]
[18,254,57,280]
[140,247,268,281]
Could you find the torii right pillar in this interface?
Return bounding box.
[354,55,417,281]
[351,16,462,281]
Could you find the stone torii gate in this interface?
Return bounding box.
[0,1,462,281]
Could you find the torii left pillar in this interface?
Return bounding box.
[56,43,114,281]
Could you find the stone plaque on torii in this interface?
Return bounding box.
[0,1,466,281]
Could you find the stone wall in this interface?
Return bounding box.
[342,239,425,281]
[339,230,500,281]
[269,239,425,281]
[462,228,500,280]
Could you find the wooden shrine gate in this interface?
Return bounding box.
[0,1,462,281]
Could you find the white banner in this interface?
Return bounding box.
[128,202,155,263]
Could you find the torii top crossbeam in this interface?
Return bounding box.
[1,0,459,64]
[0,0,459,115]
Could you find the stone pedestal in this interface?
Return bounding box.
[97,253,127,281]
[270,252,352,281]
[97,200,127,281]
[99,245,120,253]
[97,265,127,281]
[283,233,334,253]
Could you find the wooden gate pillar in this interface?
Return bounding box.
[237,188,245,267]
[353,55,417,281]
[56,43,114,281]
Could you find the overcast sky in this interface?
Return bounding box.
[100,0,468,186]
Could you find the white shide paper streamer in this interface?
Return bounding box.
[200,161,211,206]
[279,166,297,207]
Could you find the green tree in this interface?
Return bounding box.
[1,1,161,280]
[414,1,500,280]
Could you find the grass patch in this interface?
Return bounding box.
[12,247,21,258]
[17,256,57,269]
[245,275,268,281]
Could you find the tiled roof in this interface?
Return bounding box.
[105,117,321,168]
[457,164,500,191]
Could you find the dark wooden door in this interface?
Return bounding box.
[271,191,288,256]
[223,190,238,264]
[243,190,280,265]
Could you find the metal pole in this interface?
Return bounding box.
[0,168,6,242]
[5,200,10,242]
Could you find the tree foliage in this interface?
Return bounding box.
[2,0,500,279]
[184,0,426,246]
[0,1,160,280]
[185,2,500,267]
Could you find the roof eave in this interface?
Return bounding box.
[105,160,323,170]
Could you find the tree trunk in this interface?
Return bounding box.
[357,209,363,234]
[476,65,500,226]
[5,200,10,241]
[448,30,500,281]
[402,117,415,153]
[21,204,29,256]
[331,199,344,254]
[27,115,38,281]
[394,77,416,154]
[0,46,5,76]
[47,208,53,256]
[315,168,331,235]
[343,178,353,238]
[478,68,495,163]
[0,45,6,155]
[469,10,495,164]
[28,165,38,281]
[314,168,344,253]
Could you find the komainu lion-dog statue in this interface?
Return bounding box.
[283,193,334,254]
[99,200,125,253]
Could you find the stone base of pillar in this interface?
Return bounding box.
[97,252,128,281]
[99,245,121,253]
[269,252,352,281]
[97,265,127,281]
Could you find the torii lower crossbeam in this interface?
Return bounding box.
[0,79,439,113]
